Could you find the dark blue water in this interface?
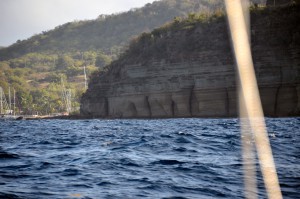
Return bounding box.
[0,118,299,199]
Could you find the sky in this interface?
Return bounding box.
[0,0,157,47]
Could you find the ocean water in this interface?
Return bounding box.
[0,118,299,199]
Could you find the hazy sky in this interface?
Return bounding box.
[0,0,157,47]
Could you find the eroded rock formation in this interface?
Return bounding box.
[81,5,300,118]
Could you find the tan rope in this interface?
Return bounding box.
[239,87,258,199]
[224,0,282,198]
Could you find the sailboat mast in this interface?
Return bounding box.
[0,88,2,114]
[9,87,11,113]
[61,77,72,114]
[13,89,16,116]
[84,66,87,90]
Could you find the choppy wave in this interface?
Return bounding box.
[0,118,299,198]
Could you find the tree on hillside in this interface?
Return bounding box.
[56,55,74,70]
[19,90,33,114]
[66,65,82,77]
[95,53,112,68]
[83,51,97,66]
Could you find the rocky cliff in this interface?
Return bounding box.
[81,5,300,118]
[266,0,294,6]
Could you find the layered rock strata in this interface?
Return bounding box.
[81,5,300,118]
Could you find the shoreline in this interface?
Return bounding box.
[24,114,300,120]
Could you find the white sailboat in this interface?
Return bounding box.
[0,86,22,120]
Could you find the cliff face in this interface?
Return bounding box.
[81,5,300,118]
[266,0,293,6]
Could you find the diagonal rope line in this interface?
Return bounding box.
[224,0,282,198]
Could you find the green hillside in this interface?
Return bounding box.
[0,0,227,61]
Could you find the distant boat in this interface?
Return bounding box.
[0,86,22,120]
[0,114,23,120]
